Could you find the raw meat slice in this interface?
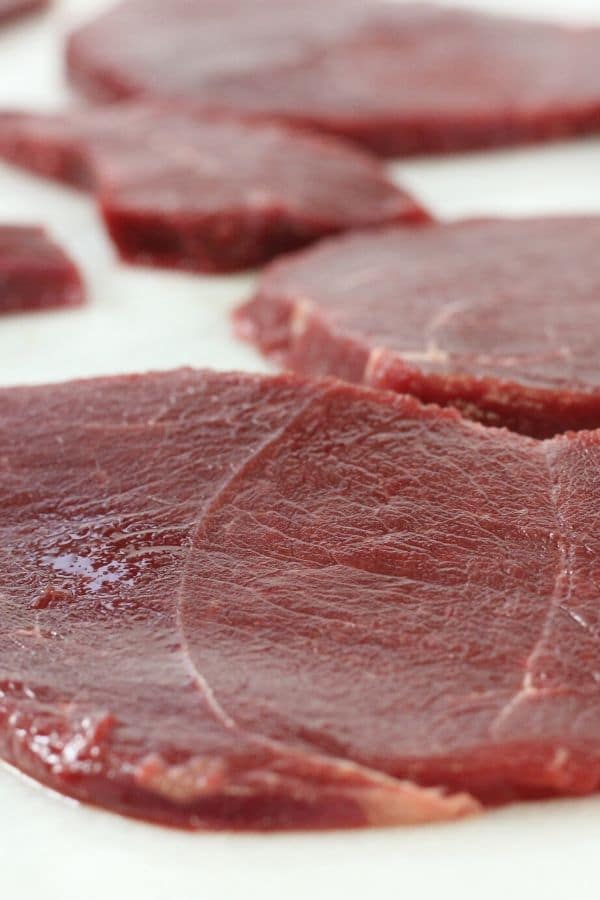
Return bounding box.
[66,1,600,157]
[0,0,47,25]
[2,369,600,830]
[0,369,477,830]
[180,385,600,804]
[235,218,600,439]
[0,226,84,313]
[0,107,425,273]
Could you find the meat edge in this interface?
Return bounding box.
[234,290,600,439]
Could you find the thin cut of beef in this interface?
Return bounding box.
[66,1,600,157]
[0,226,84,314]
[0,369,478,830]
[0,0,47,25]
[236,217,600,439]
[0,107,425,273]
[2,368,600,831]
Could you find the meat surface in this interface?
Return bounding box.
[66,1,600,157]
[236,218,600,438]
[2,368,600,830]
[0,0,47,25]
[0,369,478,830]
[0,107,425,273]
[0,226,84,314]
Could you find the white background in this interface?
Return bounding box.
[1,2,600,898]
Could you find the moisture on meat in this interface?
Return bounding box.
[66,1,600,157]
[0,106,425,273]
[1,368,600,831]
[0,226,84,314]
[0,0,47,25]
[0,369,477,830]
[235,218,600,438]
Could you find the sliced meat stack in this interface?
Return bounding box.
[2,368,600,831]
[0,225,84,313]
[66,0,600,156]
[0,106,425,273]
[236,218,600,438]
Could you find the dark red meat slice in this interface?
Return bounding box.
[235,218,600,439]
[0,369,477,830]
[0,107,425,273]
[0,226,84,314]
[0,0,47,25]
[2,369,600,830]
[66,1,600,157]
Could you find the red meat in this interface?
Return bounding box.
[0,369,477,830]
[0,0,47,25]
[0,226,84,314]
[66,1,600,157]
[1,368,600,830]
[236,218,600,438]
[0,106,425,273]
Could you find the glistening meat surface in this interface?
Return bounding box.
[0,106,424,273]
[66,1,600,157]
[0,370,476,830]
[1,369,600,830]
[236,218,600,438]
[0,226,84,314]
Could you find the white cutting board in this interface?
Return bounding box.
[1,2,600,898]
